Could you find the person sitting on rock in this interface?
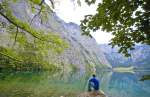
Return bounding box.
[88,74,100,92]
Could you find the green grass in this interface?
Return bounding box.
[140,75,150,81]
[113,66,135,73]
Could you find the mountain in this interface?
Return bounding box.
[99,44,150,69]
[0,0,111,73]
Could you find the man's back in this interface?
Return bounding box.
[88,75,100,91]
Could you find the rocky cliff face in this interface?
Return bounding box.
[99,44,150,69]
[0,0,111,73]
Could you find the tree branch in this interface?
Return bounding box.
[30,6,43,24]
[13,27,19,46]
[0,11,54,43]
[39,0,45,6]
[0,52,23,63]
[0,51,46,65]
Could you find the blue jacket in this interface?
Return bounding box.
[88,77,100,91]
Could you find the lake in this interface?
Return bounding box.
[0,70,150,97]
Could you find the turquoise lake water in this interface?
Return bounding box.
[100,71,150,97]
[0,70,150,97]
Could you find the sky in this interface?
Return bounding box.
[45,0,113,44]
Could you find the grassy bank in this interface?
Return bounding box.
[113,66,134,73]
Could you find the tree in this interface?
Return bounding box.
[81,0,150,56]
[0,0,68,71]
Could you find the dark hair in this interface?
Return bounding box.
[92,74,96,77]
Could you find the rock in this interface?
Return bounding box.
[99,44,150,69]
[78,91,106,97]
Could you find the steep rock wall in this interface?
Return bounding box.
[0,0,111,73]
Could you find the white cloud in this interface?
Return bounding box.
[52,0,98,24]
[91,30,113,44]
[45,0,113,44]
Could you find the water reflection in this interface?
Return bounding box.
[99,71,150,97]
[0,70,150,97]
